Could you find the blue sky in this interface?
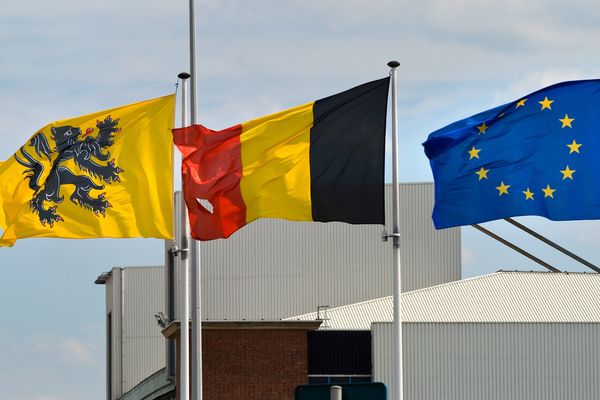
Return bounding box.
[2,0,600,398]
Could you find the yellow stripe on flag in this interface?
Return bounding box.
[239,101,314,223]
[0,95,175,245]
[0,161,5,229]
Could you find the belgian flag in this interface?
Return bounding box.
[173,77,390,240]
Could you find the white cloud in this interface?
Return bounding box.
[61,338,95,365]
[494,68,600,103]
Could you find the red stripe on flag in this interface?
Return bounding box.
[173,124,246,240]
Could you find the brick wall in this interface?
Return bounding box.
[175,328,308,400]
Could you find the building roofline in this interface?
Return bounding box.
[496,269,598,275]
[162,319,322,338]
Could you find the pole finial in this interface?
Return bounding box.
[178,72,191,80]
[387,61,400,68]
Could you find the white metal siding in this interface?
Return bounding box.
[109,267,123,400]
[106,267,166,399]
[121,267,166,394]
[200,183,460,320]
[291,271,600,329]
[287,296,393,330]
[372,322,394,398]
[373,322,600,400]
[105,270,113,400]
[401,271,600,322]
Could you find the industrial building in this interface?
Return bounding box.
[96,182,600,399]
[96,183,460,399]
[291,271,600,399]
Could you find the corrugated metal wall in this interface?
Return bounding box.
[372,322,600,400]
[106,183,460,398]
[200,183,460,320]
[107,267,122,400]
[107,267,166,399]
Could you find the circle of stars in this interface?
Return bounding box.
[467,92,582,203]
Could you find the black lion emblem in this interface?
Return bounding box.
[14,116,124,227]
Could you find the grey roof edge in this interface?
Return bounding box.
[286,273,504,320]
[496,269,598,274]
[119,367,174,400]
[111,265,163,270]
[287,270,600,325]
[285,296,393,320]
[162,319,323,338]
[397,270,598,299]
[95,265,165,285]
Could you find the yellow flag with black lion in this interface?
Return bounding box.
[0,94,175,246]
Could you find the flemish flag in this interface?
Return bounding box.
[0,95,175,246]
[173,78,390,240]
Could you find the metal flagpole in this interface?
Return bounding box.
[176,72,191,400]
[387,60,403,400]
[188,1,203,399]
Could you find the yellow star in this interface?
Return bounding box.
[516,98,527,108]
[477,122,489,135]
[475,167,489,180]
[468,146,481,160]
[542,184,556,198]
[539,96,554,110]
[523,188,534,200]
[560,166,575,180]
[567,140,582,154]
[496,181,510,196]
[559,114,574,128]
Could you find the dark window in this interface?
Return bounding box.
[330,376,351,384]
[307,331,372,375]
[307,375,372,385]
[349,376,372,383]
[308,376,330,384]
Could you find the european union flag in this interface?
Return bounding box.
[423,80,600,229]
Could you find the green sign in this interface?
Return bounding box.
[295,383,387,400]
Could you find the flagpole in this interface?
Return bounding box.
[387,60,403,400]
[176,72,191,400]
[188,1,203,399]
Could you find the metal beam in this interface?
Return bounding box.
[471,224,561,272]
[504,218,600,273]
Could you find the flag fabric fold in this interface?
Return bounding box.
[423,80,600,229]
[0,95,175,246]
[173,78,390,240]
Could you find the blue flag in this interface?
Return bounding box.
[423,80,600,229]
